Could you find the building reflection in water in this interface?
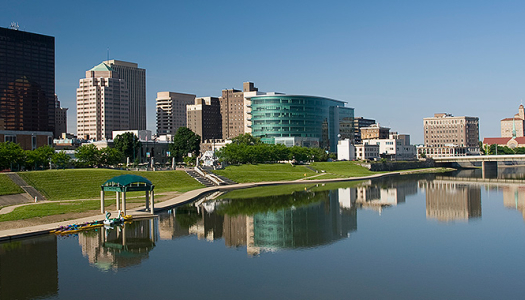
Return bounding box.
[0,235,58,299]
[355,179,417,214]
[159,180,417,256]
[78,218,158,271]
[502,185,525,221]
[421,181,482,222]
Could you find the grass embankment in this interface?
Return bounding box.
[213,161,379,183]
[0,201,101,222]
[0,174,24,196]
[18,169,204,201]
[309,161,379,178]
[213,164,316,183]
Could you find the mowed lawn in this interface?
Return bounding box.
[18,169,204,201]
[0,174,24,196]
[213,164,316,183]
[309,161,379,177]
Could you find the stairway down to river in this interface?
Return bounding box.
[185,170,215,187]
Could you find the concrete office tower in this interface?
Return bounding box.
[156,92,195,136]
[76,63,129,140]
[187,97,222,141]
[0,27,55,132]
[220,82,258,139]
[103,60,146,130]
[421,113,479,158]
[54,95,67,138]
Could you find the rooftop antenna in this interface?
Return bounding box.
[9,22,19,30]
[107,47,110,62]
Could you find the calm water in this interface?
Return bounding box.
[2,170,525,299]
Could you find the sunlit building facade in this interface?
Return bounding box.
[249,95,353,152]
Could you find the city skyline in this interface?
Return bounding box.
[3,1,525,143]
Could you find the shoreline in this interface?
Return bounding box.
[0,168,449,242]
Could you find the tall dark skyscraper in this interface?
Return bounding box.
[0,27,55,132]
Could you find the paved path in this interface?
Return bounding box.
[1,169,445,242]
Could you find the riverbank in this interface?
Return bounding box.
[0,167,452,241]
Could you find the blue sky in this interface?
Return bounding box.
[3,0,525,143]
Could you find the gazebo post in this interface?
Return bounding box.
[145,190,150,211]
[122,188,127,215]
[100,190,105,213]
[150,189,155,214]
[116,191,120,211]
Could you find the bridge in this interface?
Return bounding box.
[432,154,525,178]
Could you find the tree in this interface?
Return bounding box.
[52,151,71,169]
[231,133,262,145]
[75,144,101,167]
[114,132,141,162]
[0,142,25,171]
[25,145,54,170]
[99,147,123,166]
[169,127,200,163]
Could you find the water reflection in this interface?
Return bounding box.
[78,219,158,271]
[421,181,482,222]
[0,235,58,300]
[159,178,418,255]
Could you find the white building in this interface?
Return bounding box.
[103,60,146,130]
[355,143,380,160]
[366,137,416,161]
[156,92,196,136]
[77,63,129,140]
[337,139,355,160]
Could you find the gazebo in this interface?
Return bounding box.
[101,175,155,215]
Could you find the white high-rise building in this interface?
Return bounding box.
[103,60,146,130]
[76,63,129,140]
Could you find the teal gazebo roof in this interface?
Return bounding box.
[102,175,153,192]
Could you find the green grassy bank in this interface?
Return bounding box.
[17,169,204,201]
[213,161,378,183]
[0,174,24,196]
[212,164,317,183]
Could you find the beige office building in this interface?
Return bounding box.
[156,92,195,136]
[361,123,390,140]
[187,97,222,141]
[219,82,258,139]
[76,63,129,140]
[421,113,480,158]
[103,60,146,130]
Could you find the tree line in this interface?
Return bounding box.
[216,134,331,164]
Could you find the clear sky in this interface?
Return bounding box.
[3,0,525,143]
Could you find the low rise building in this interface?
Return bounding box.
[355,143,379,160]
[0,130,53,150]
[361,124,390,140]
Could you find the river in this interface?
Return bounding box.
[1,169,525,299]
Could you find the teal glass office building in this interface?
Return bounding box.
[250,95,354,152]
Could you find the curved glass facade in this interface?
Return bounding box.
[250,95,354,151]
